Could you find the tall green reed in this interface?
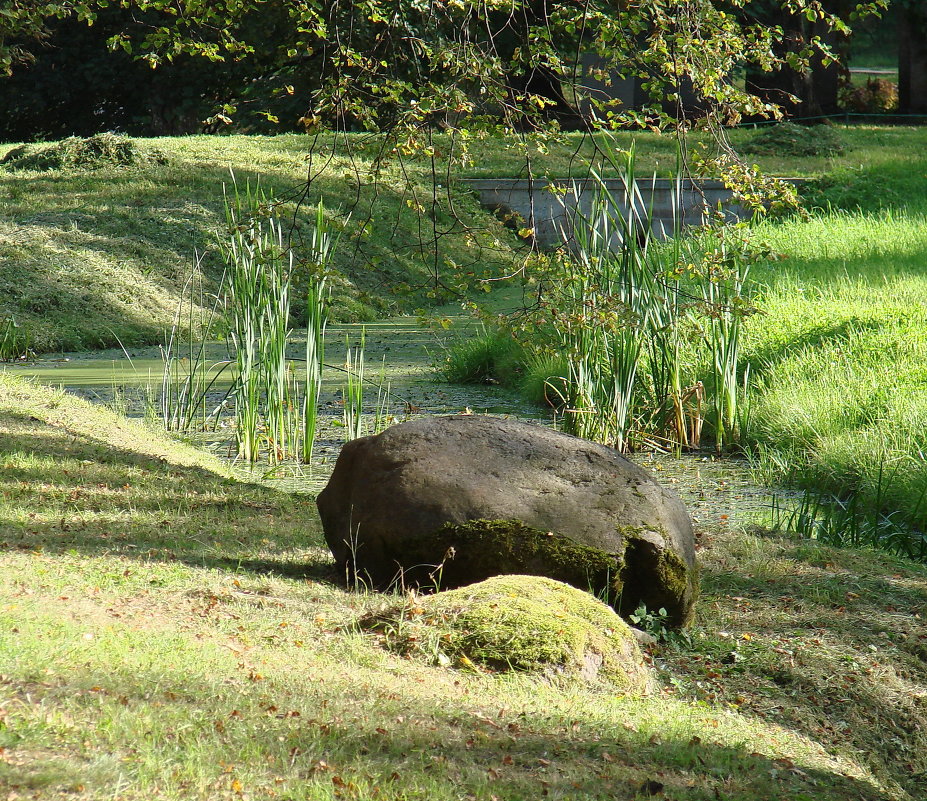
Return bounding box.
[301,274,327,462]
[336,334,398,441]
[223,182,285,462]
[301,202,335,464]
[220,186,343,465]
[535,141,755,454]
[373,356,393,435]
[0,314,32,362]
[342,330,366,441]
[554,175,623,448]
[160,253,230,432]
[638,175,706,451]
[698,230,752,453]
[551,146,686,451]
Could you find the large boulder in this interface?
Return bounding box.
[317,415,698,626]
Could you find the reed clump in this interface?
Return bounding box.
[158,184,380,467]
[159,254,229,433]
[465,145,758,455]
[220,186,347,465]
[0,314,33,362]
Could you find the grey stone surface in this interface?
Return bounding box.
[465,177,750,249]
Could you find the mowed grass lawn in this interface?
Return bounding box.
[1,370,927,800]
[0,133,521,352]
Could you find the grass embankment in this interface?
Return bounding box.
[458,125,927,180]
[0,134,520,353]
[1,126,923,354]
[2,370,927,800]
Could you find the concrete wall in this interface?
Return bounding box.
[465,177,751,249]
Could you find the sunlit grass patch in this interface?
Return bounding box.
[744,208,927,535]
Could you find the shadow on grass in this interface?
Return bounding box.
[2,644,898,801]
[1,378,923,797]
[0,408,331,580]
[264,699,898,801]
[664,527,927,799]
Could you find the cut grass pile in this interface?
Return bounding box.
[0,134,167,172]
[740,123,845,157]
[2,372,927,800]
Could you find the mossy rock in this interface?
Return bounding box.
[318,415,698,627]
[0,134,167,171]
[393,518,624,601]
[362,575,654,692]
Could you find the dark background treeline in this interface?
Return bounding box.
[0,2,923,143]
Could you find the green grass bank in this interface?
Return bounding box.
[732,206,925,547]
[2,370,926,800]
[744,140,927,541]
[0,133,520,353]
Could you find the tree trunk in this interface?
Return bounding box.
[899,4,927,114]
[745,6,846,120]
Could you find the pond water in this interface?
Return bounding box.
[5,317,780,529]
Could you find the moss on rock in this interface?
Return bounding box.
[620,530,700,627]
[389,518,626,604]
[362,575,654,692]
[385,518,698,628]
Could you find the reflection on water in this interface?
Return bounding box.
[5,318,779,525]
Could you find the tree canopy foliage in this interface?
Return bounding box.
[1,0,891,138]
